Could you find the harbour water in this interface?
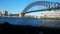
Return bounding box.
[0,17,60,28]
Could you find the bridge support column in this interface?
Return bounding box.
[19,13,25,17]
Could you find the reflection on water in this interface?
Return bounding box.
[41,19,60,28]
[0,17,42,26]
[0,17,60,28]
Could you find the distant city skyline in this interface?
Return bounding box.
[0,0,60,16]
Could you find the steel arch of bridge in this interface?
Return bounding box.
[22,1,60,14]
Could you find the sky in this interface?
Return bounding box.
[0,0,60,16]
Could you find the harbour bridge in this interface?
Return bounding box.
[21,1,60,17]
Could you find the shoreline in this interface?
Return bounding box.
[41,18,60,20]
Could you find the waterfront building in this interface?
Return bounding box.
[8,14,19,17]
[41,11,60,18]
[0,10,8,16]
[0,11,2,16]
[34,16,38,18]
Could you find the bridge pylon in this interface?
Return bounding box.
[19,12,25,17]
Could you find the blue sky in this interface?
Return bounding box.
[0,0,60,15]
